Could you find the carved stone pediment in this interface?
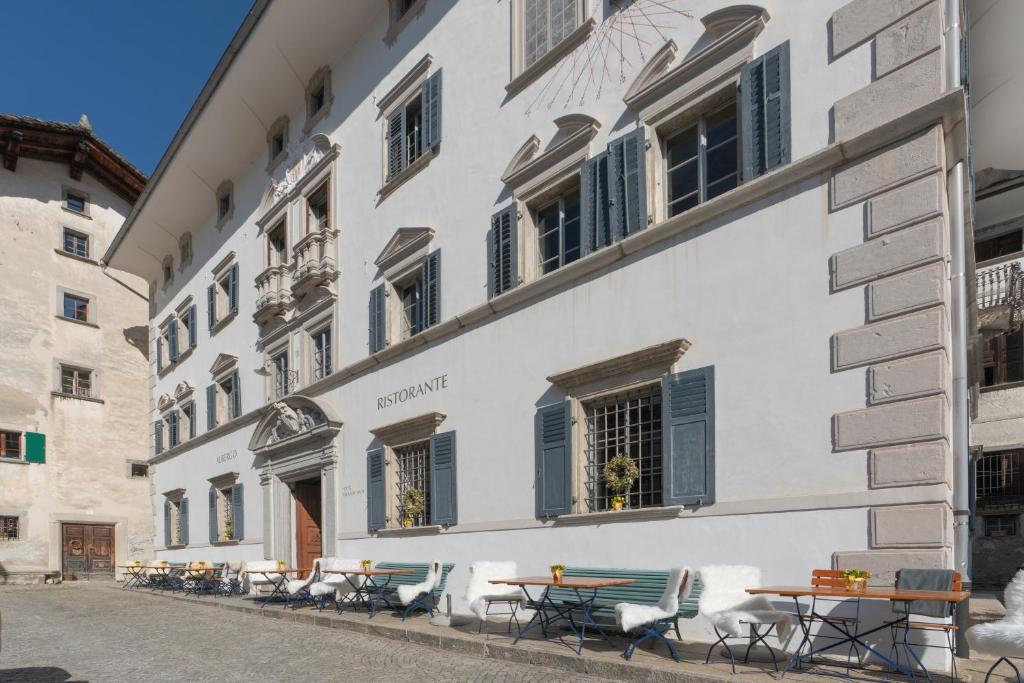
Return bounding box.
[157,393,175,412]
[501,114,600,200]
[209,353,238,377]
[249,395,342,455]
[173,381,194,402]
[374,227,435,274]
[547,338,692,391]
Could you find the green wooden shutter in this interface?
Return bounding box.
[535,401,572,517]
[423,69,442,150]
[422,250,441,329]
[662,365,715,506]
[208,486,218,543]
[179,498,189,546]
[188,305,197,348]
[741,41,790,180]
[206,384,217,430]
[386,108,405,180]
[164,499,172,546]
[430,431,457,526]
[367,447,386,531]
[207,284,216,330]
[230,370,241,419]
[607,128,647,242]
[488,205,518,298]
[24,432,45,464]
[153,420,163,455]
[156,332,163,373]
[228,264,239,314]
[231,483,244,540]
[168,320,179,362]
[368,284,386,353]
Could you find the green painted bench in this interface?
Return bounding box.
[374,561,455,619]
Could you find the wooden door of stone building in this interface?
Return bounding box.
[294,480,322,578]
[62,523,115,580]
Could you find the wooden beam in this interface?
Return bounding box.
[70,138,89,180]
[3,131,21,172]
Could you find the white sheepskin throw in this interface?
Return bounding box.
[398,560,441,606]
[615,567,689,633]
[1005,569,1024,622]
[243,560,286,595]
[697,565,794,640]
[464,561,523,621]
[967,569,1024,659]
[286,558,324,595]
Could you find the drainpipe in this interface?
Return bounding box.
[944,0,972,656]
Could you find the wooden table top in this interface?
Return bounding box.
[243,567,308,574]
[748,585,971,603]
[321,568,417,576]
[494,576,636,589]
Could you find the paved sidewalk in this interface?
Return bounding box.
[0,582,603,682]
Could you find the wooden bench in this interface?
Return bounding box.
[374,561,455,619]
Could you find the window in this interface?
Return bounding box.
[522,0,580,70]
[179,234,193,268]
[306,184,329,234]
[664,102,739,218]
[0,431,21,459]
[977,449,1024,503]
[384,70,441,183]
[369,249,441,352]
[584,385,663,512]
[267,222,288,266]
[535,187,581,274]
[211,372,241,425]
[64,190,87,214]
[60,365,92,398]
[312,326,333,381]
[394,440,431,527]
[272,350,291,399]
[985,515,1018,537]
[62,293,89,322]
[165,410,180,448]
[396,271,424,341]
[396,0,417,17]
[310,85,325,117]
[0,516,18,541]
[160,325,176,367]
[270,129,285,160]
[215,181,233,228]
[976,229,1023,263]
[218,194,231,219]
[62,228,89,258]
[304,66,332,131]
[162,258,174,286]
[182,402,196,440]
[167,499,184,546]
[208,263,239,329]
[983,329,1024,387]
[131,463,149,478]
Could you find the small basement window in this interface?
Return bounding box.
[0,516,19,541]
[0,430,22,459]
[986,515,1018,537]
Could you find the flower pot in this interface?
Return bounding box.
[610,496,626,511]
[845,577,867,591]
[402,517,414,528]
[551,570,563,584]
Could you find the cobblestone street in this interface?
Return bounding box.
[0,583,601,682]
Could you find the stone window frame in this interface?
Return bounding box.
[303,65,334,135]
[179,400,196,441]
[163,489,187,548]
[208,472,240,543]
[266,116,289,173]
[210,353,241,425]
[507,0,595,95]
[126,460,149,479]
[302,309,334,385]
[384,0,428,44]
[0,428,24,463]
[53,359,101,402]
[161,255,175,289]
[0,511,23,542]
[264,337,293,403]
[375,227,435,349]
[304,178,331,236]
[370,411,446,531]
[56,285,98,327]
[57,225,94,263]
[62,185,91,218]
[178,233,193,271]
[209,252,238,332]
[376,54,437,199]
[215,180,234,230]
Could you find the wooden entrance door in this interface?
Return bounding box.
[294,480,322,578]
[62,524,115,580]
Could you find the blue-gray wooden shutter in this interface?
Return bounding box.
[153,419,163,454]
[206,384,217,430]
[179,498,189,546]
[741,41,790,181]
[188,305,197,348]
[230,369,241,418]
[228,263,239,314]
[386,107,405,180]
[422,249,441,328]
[422,69,442,150]
[231,483,244,540]
[488,205,518,298]
[168,320,179,363]
[580,151,611,256]
[168,411,179,447]
[164,499,172,546]
[368,283,386,353]
[366,447,386,531]
[207,283,216,329]
[606,128,647,242]
[188,404,197,438]
[662,365,715,506]
[156,332,163,373]
[430,430,457,525]
[535,401,572,517]
[208,486,218,543]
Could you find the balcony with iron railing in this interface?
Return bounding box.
[977,449,1024,508]
[254,265,292,323]
[977,254,1024,335]
[292,229,339,297]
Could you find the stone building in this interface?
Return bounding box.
[104,0,976,665]
[0,114,151,582]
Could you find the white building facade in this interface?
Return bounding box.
[105,0,977,646]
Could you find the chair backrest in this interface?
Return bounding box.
[547,567,701,618]
[1004,568,1024,622]
[696,565,762,615]
[464,561,520,604]
[657,567,688,612]
[244,560,284,573]
[895,568,958,618]
[375,562,455,599]
[811,569,847,588]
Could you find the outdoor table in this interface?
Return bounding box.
[243,568,308,608]
[495,576,635,655]
[322,568,417,617]
[143,565,175,591]
[118,565,148,590]
[179,566,218,595]
[747,585,970,679]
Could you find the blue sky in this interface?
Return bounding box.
[1,1,252,175]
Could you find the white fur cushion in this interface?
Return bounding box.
[697,565,794,640]
[615,567,688,633]
[464,561,523,621]
[967,569,1024,658]
[398,561,441,606]
[1005,569,1024,622]
[243,560,286,594]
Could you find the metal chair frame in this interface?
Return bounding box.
[704,622,781,674]
[984,656,1023,683]
[478,598,522,638]
[887,570,962,683]
[623,617,680,663]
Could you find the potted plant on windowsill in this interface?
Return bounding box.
[843,569,871,591]
[401,488,425,528]
[224,516,233,542]
[550,564,565,584]
[603,453,639,511]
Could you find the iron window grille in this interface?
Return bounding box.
[63,228,89,258]
[394,441,431,527]
[61,366,92,397]
[977,449,1024,504]
[0,516,18,541]
[584,385,663,512]
[171,502,183,545]
[312,327,333,380]
[985,515,1018,537]
[220,489,233,540]
[0,431,21,459]
[536,188,581,275]
[664,102,739,218]
[63,293,89,322]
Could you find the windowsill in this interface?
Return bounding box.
[980,380,1024,394]
[62,206,91,220]
[303,100,334,135]
[977,250,1024,269]
[165,544,187,550]
[53,248,98,265]
[55,315,98,329]
[378,147,436,201]
[375,524,443,537]
[211,540,240,546]
[210,310,237,336]
[162,346,195,373]
[52,391,104,404]
[553,505,684,526]
[506,18,597,96]
[0,458,29,466]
